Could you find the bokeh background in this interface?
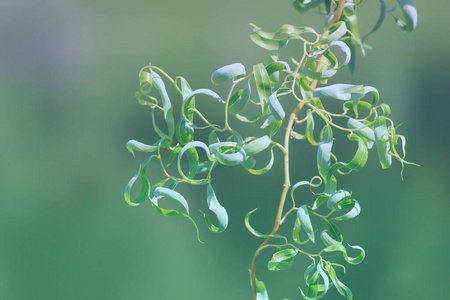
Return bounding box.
[1,0,449,299]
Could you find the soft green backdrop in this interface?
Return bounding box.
[1,0,448,299]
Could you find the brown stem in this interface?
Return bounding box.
[250,1,346,299]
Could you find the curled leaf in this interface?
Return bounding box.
[321,244,365,265]
[297,205,315,243]
[126,140,159,157]
[347,119,375,149]
[268,90,286,120]
[211,63,246,85]
[253,63,272,115]
[312,41,351,66]
[243,136,271,156]
[182,89,223,120]
[228,83,251,115]
[177,141,211,182]
[243,147,275,175]
[124,156,154,206]
[268,248,297,271]
[202,183,228,233]
[151,187,201,242]
[245,209,287,242]
[393,0,418,32]
[150,71,175,138]
[374,117,392,169]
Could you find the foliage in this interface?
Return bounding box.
[124,0,418,299]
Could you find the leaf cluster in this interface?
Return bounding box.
[124,0,418,299]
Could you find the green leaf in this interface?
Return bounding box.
[176,76,193,99]
[182,89,223,120]
[177,141,211,182]
[304,260,316,284]
[305,271,319,298]
[150,70,175,138]
[126,140,159,157]
[317,126,333,182]
[374,117,392,169]
[293,218,309,245]
[245,209,287,242]
[235,112,264,123]
[151,187,201,242]
[299,76,314,100]
[124,156,153,206]
[255,277,269,300]
[197,161,213,173]
[347,119,375,149]
[328,133,369,176]
[297,205,315,243]
[312,194,330,210]
[243,147,275,175]
[313,84,365,101]
[293,0,323,14]
[228,82,251,115]
[139,70,152,95]
[270,120,283,137]
[320,230,340,247]
[208,131,220,144]
[324,264,345,297]
[167,145,182,166]
[336,280,353,300]
[208,141,236,158]
[202,183,228,233]
[266,61,291,77]
[250,27,288,51]
[314,21,347,46]
[302,263,330,300]
[321,244,365,265]
[344,37,357,75]
[268,248,297,271]
[326,221,343,242]
[302,59,337,80]
[362,0,387,44]
[151,109,168,140]
[211,63,246,85]
[291,177,323,205]
[311,41,351,66]
[185,148,199,179]
[249,24,317,51]
[268,90,286,120]
[306,112,318,146]
[176,118,195,146]
[209,142,246,166]
[393,0,418,32]
[327,190,351,210]
[333,199,361,221]
[253,63,272,115]
[243,136,271,156]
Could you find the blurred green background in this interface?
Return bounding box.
[1,0,448,299]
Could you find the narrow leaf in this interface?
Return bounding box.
[297,205,315,243]
[151,187,201,242]
[228,83,251,115]
[126,140,159,157]
[124,156,153,206]
[268,249,297,271]
[253,63,272,115]
[374,117,392,168]
[202,183,228,233]
[211,63,246,85]
[243,136,271,156]
[245,209,287,242]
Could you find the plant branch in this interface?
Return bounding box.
[250,1,346,299]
